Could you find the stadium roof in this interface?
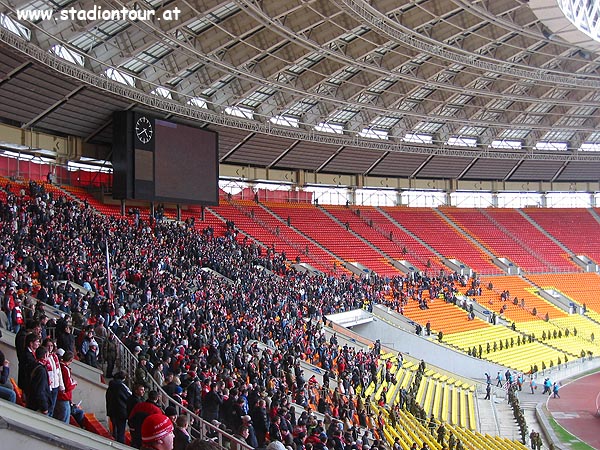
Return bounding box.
[2,0,600,181]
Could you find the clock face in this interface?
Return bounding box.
[135,116,153,144]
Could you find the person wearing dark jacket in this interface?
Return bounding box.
[250,398,269,447]
[202,382,223,423]
[173,414,192,450]
[186,377,203,415]
[19,332,40,396]
[27,346,52,414]
[0,349,16,403]
[127,384,147,417]
[106,371,132,443]
[242,415,259,449]
[56,322,76,354]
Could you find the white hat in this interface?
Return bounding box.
[57,348,65,357]
[134,346,142,352]
[267,442,287,450]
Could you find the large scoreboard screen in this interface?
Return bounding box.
[112,111,218,205]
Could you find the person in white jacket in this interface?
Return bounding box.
[43,337,65,418]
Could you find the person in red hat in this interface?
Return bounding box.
[141,413,174,450]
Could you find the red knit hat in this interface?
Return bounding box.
[142,414,174,443]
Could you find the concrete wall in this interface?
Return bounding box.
[0,399,130,450]
[0,330,108,421]
[355,307,507,381]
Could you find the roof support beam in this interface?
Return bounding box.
[22,85,86,129]
[84,102,136,142]
[220,131,255,163]
[0,61,32,88]
[550,159,571,183]
[267,140,300,169]
[410,153,435,178]
[364,151,389,176]
[503,158,526,181]
[316,145,345,172]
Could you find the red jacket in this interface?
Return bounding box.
[58,362,77,402]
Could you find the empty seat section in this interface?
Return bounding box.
[324,205,445,272]
[524,208,600,264]
[264,202,402,277]
[441,207,576,272]
[382,207,500,274]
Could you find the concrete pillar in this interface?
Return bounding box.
[491,191,499,208]
[347,188,356,206]
[396,190,404,206]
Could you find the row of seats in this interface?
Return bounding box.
[264,202,402,277]
[323,206,446,273]
[382,207,501,274]
[441,208,576,272]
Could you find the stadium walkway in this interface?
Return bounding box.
[476,358,600,448]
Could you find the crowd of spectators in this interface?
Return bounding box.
[0,180,476,450]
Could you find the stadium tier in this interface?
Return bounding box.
[323,206,446,273]
[263,202,403,277]
[441,208,577,273]
[381,207,501,274]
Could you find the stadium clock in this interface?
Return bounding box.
[135,116,153,144]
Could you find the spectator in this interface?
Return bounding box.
[106,371,132,444]
[80,326,96,365]
[135,356,153,390]
[0,348,16,403]
[129,390,164,449]
[186,376,203,415]
[56,321,76,354]
[127,384,147,416]
[242,415,259,449]
[173,414,192,450]
[27,346,52,414]
[10,296,25,334]
[103,332,118,379]
[251,398,269,447]
[55,350,77,423]
[140,413,174,450]
[43,337,65,418]
[202,382,224,423]
[18,332,41,396]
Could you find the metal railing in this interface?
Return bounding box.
[23,282,252,450]
[114,335,252,450]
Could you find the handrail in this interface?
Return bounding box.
[25,281,252,450]
[114,330,252,450]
